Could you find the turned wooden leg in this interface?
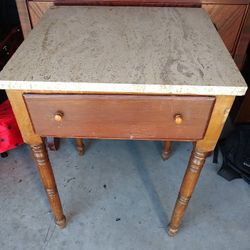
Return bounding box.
[75,138,85,156]
[30,143,66,228]
[168,146,207,236]
[47,137,60,151]
[162,141,172,160]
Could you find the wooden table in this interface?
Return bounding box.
[0,6,247,236]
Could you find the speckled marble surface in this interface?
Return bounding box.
[0,6,247,95]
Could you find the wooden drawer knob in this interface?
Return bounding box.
[54,111,64,122]
[174,114,183,125]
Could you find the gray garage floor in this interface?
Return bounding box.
[0,139,249,250]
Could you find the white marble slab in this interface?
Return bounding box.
[0,6,247,95]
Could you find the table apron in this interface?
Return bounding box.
[23,93,215,140]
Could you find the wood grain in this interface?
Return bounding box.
[168,95,235,236]
[15,0,32,38]
[168,148,207,236]
[6,90,42,144]
[28,1,54,27]
[202,4,247,55]
[196,95,235,152]
[47,137,60,150]
[30,143,66,228]
[162,141,172,160]
[234,6,250,70]
[75,138,85,155]
[23,94,215,140]
[202,0,250,4]
[29,0,250,5]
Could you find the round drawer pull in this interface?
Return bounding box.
[174,114,183,125]
[54,111,64,122]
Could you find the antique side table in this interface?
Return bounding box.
[0,6,247,236]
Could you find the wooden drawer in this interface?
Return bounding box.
[24,94,215,140]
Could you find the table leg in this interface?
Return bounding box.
[162,141,172,160]
[47,137,60,151]
[30,143,66,228]
[167,146,207,236]
[75,138,85,156]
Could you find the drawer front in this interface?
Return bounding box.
[24,94,215,140]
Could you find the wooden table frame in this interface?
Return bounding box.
[7,90,235,236]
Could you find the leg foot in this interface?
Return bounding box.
[55,215,66,229]
[75,138,85,156]
[30,143,66,228]
[167,224,179,237]
[168,147,207,235]
[162,141,172,160]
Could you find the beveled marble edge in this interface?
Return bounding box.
[0,80,247,96]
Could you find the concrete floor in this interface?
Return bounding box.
[0,139,249,250]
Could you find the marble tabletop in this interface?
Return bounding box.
[0,6,247,95]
